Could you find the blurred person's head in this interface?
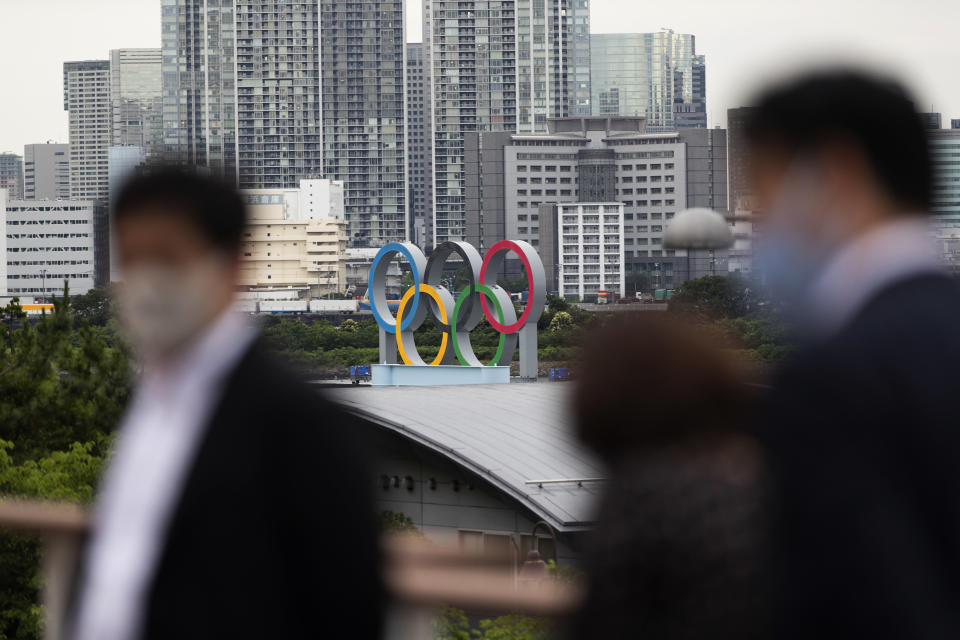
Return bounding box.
[113,166,246,362]
[573,315,751,460]
[744,70,932,304]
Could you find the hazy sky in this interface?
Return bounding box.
[2,0,958,155]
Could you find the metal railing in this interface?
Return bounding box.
[0,500,583,640]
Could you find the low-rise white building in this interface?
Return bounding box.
[1,188,107,297]
[238,179,348,297]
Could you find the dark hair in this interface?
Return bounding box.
[745,70,932,212]
[573,315,751,459]
[114,165,247,253]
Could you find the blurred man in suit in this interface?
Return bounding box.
[70,168,382,640]
[749,71,960,638]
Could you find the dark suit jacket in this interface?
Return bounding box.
[764,273,960,638]
[75,340,383,639]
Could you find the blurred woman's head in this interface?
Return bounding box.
[573,314,751,459]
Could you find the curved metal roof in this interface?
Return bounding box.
[329,383,604,532]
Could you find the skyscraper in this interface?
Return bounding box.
[64,60,111,202]
[161,0,405,246]
[590,31,706,131]
[110,49,163,159]
[23,143,70,200]
[930,128,960,231]
[160,0,238,180]
[427,0,583,245]
[567,0,591,117]
[321,0,408,248]
[236,1,324,189]
[726,106,756,214]
[406,42,433,247]
[0,154,23,200]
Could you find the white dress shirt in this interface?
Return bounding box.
[807,218,943,337]
[71,310,255,640]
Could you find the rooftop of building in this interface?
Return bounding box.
[328,382,603,532]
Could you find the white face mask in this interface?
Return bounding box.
[117,257,231,362]
[756,160,849,315]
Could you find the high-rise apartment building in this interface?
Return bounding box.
[110,49,163,159]
[24,144,70,200]
[0,154,23,200]
[236,1,324,189]
[427,0,585,244]
[406,43,433,247]
[321,0,407,248]
[568,0,591,116]
[64,60,111,203]
[162,0,405,246]
[160,0,238,179]
[590,31,706,131]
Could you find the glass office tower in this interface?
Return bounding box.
[161,0,238,181]
[590,31,706,131]
[110,49,163,160]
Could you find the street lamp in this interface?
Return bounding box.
[518,520,559,590]
[40,269,47,302]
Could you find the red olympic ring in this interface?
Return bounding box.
[478,239,536,334]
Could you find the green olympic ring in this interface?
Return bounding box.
[451,283,515,367]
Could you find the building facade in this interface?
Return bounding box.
[23,144,70,200]
[235,1,324,189]
[110,49,163,159]
[406,43,434,247]
[930,128,960,232]
[590,31,706,131]
[567,0,591,116]
[320,0,407,248]
[427,0,586,245]
[552,202,625,300]
[237,179,348,295]
[64,60,111,203]
[465,117,728,286]
[160,0,238,180]
[1,193,106,297]
[0,154,23,200]
[726,106,756,214]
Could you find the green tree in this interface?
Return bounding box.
[670,274,752,319]
[380,510,424,537]
[0,283,129,640]
[69,285,113,327]
[0,286,131,462]
[547,311,573,333]
[0,440,106,640]
[433,607,553,640]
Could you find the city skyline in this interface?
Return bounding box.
[2,0,959,157]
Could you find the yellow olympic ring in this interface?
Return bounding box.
[396,284,449,365]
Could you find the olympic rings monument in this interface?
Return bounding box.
[367,239,545,386]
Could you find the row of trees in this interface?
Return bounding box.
[0,287,131,639]
[260,293,599,372]
[669,274,794,363]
